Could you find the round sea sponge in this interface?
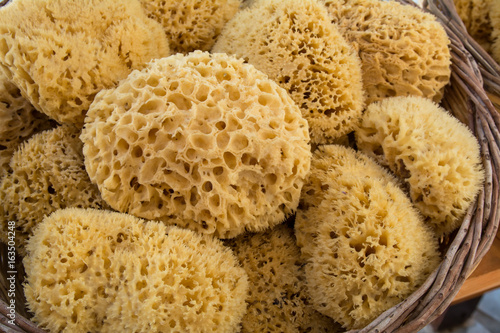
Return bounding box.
[296,145,400,260]
[81,51,311,239]
[24,208,248,333]
[355,96,484,236]
[454,0,493,51]
[0,70,55,177]
[323,0,451,104]
[213,0,364,144]
[0,0,170,125]
[0,125,108,256]
[139,0,241,53]
[226,224,339,333]
[295,146,440,329]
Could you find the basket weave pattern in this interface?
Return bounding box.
[1,0,500,332]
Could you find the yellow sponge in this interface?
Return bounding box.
[454,0,493,51]
[24,208,249,333]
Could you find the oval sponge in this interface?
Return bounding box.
[355,96,484,236]
[295,145,440,330]
[0,0,170,125]
[323,0,451,104]
[81,51,311,239]
[24,208,249,333]
[0,125,108,256]
[139,0,241,53]
[213,0,365,144]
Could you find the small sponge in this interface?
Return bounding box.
[226,224,339,333]
[213,0,365,144]
[323,0,451,104]
[24,208,248,333]
[295,145,440,330]
[139,0,241,53]
[454,0,493,51]
[0,125,108,256]
[355,96,484,236]
[81,51,311,239]
[490,0,500,63]
[0,0,170,125]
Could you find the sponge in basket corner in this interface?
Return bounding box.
[0,0,170,125]
[213,0,365,145]
[226,224,341,333]
[139,0,241,53]
[0,125,108,256]
[295,145,440,330]
[81,51,312,239]
[454,0,493,52]
[355,96,484,237]
[23,208,249,333]
[323,0,451,105]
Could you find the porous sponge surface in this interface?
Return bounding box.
[0,125,107,256]
[323,0,451,104]
[295,146,440,330]
[24,208,248,333]
[226,225,339,333]
[0,70,54,177]
[295,145,400,260]
[139,0,241,53]
[454,0,493,51]
[81,51,311,239]
[355,96,484,236]
[0,0,170,125]
[490,0,500,63]
[213,0,365,144]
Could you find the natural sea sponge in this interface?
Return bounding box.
[24,208,248,333]
[323,0,451,104]
[0,70,54,177]
[295,145,440,329]
[139,0,241,53]
[490,0,500,63]
[213,0,364,144]
[454,0,493,51]
[81,51,311,239]
[226,224,339,333]
[355,96,484,236]
[0,0,170,125]
[296,145,400,260]
[0,125,107,255]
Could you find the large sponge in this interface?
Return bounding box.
[0,0,170,125]
[0,70,54,178]
[226,224,339,333]
[139,0,241,53]
[355,96,484,236]
[323,0,451,104]
[0,125,108,256]
[81,51,311,239]
[295,145,440,330]
[213,0,365,144]
[24,208,248,333]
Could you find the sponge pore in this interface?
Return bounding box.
[81,51,311,239]
[0,0,170,125]
[213,0,365,144]
[139,0,241,53]
[0,125,108,256]
[355,96,484,236]
[24,208,248,333]
[323,0,451,104]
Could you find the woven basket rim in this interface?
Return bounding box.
[1,0,500,332]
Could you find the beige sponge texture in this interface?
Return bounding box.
[0,125,107,256]
[323,0,451,105]
[0,0,170,125]
[295,145,440,330]
[0,70,54,177]
[81,51,311,239]
[213,0,365,144]
[139,0,241,53]
[490,0,500,63]
[24,208,248,333]
[355,96,484,236]
[226,224,339,333]
[454,0,493,51]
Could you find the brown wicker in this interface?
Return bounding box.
[1,0,499,332]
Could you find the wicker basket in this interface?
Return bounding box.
[1,0,499,332]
